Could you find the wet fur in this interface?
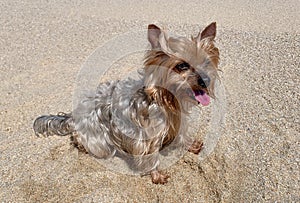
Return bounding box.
[33,23,219,184]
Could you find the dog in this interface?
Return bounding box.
[33,22,219,184]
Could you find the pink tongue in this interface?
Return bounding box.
[195,93,210,106]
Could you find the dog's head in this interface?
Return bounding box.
[144,23,219,108]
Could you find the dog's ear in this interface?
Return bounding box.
[148,24,161,49]
[196,22,216,41]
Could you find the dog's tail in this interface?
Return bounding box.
[33,112,74,137]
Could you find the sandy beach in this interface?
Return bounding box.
[0,0,299,202]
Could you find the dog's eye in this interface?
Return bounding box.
[175,62,190,71]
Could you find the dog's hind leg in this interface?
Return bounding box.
[70,132,88,153]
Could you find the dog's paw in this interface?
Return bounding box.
[150,170,170,184]
[188,140,203,155]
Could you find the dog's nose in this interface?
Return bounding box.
[198,76,210,88]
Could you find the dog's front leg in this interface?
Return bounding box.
[188,140,203,154]
[150,169,170,184]
[134,149,170,184]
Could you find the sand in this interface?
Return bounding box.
[0,0,299,202]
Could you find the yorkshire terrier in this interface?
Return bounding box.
[33,22,219,184]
